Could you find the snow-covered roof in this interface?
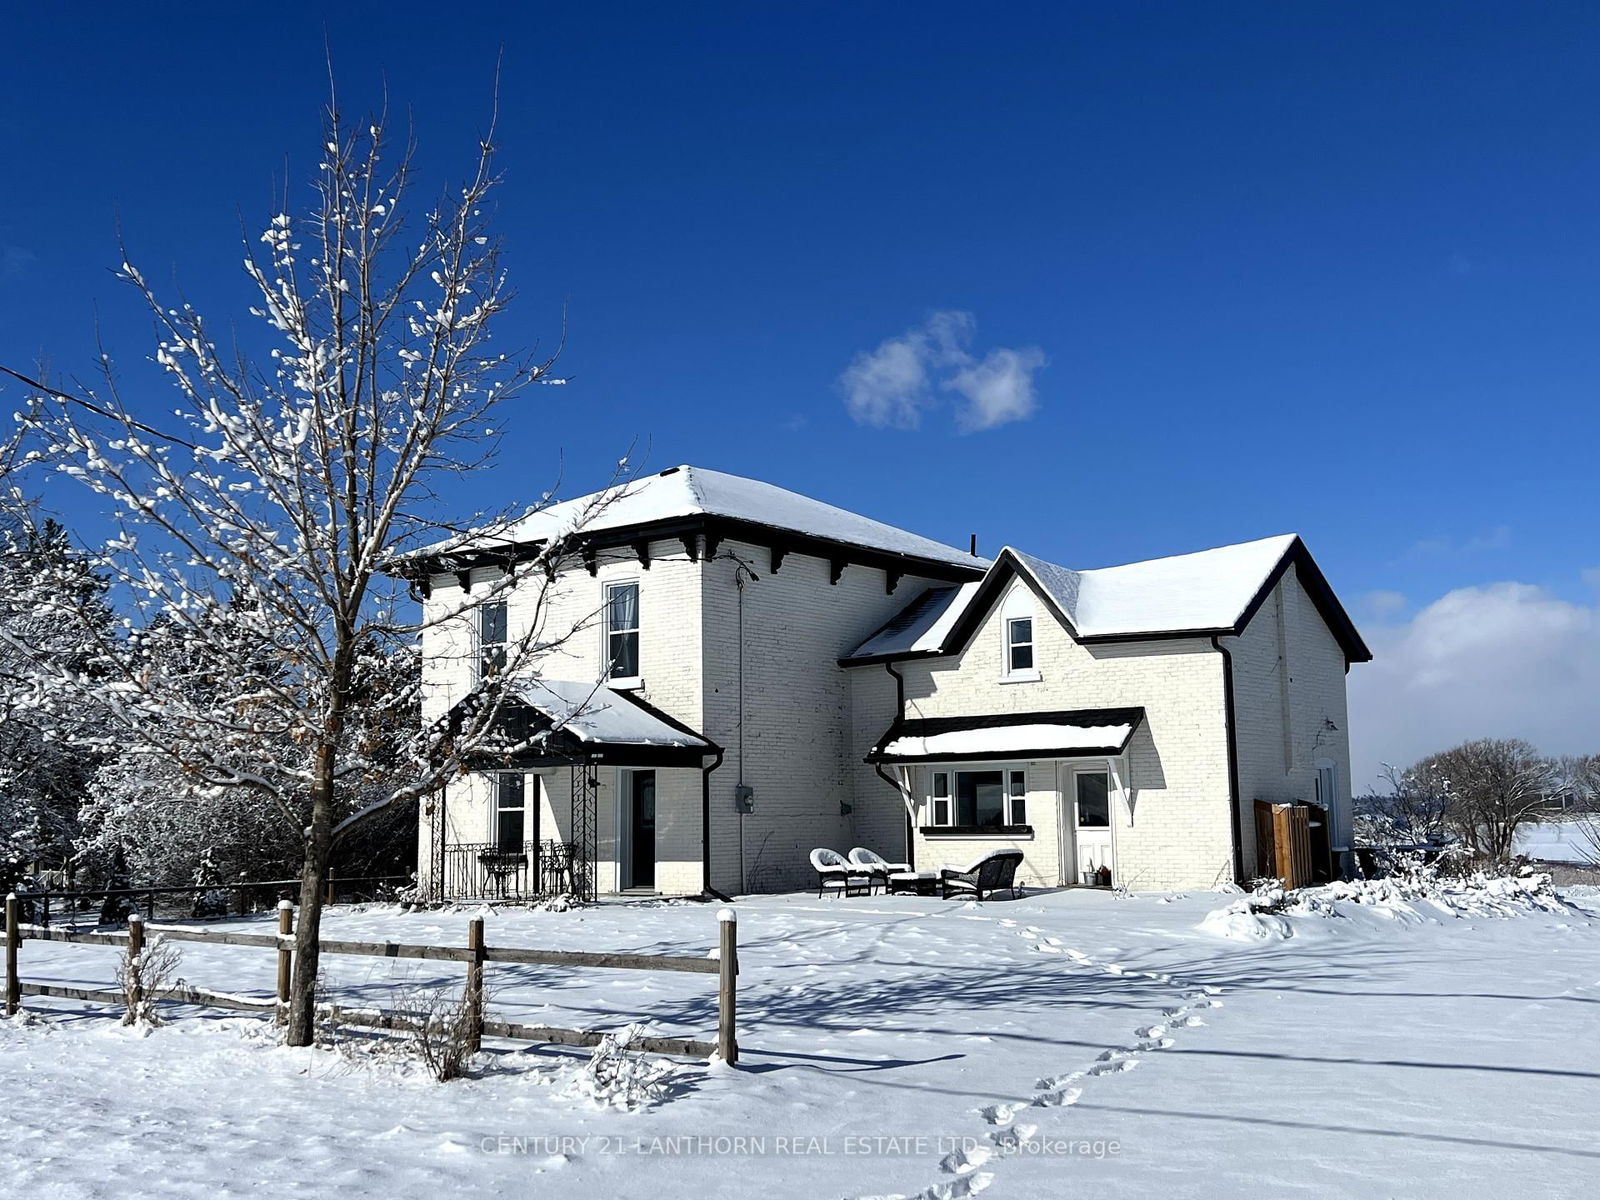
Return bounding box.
[510,679,710,750]
[846,580,981,660]
[1017,534,1299,639]
[438,465,985,572]
[868,708,1143,763]
[846,534,1369,662]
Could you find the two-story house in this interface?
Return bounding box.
[406,465,1370,901]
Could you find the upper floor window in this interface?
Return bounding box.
[478,599,508,680]
[605,581,640,680]
[1000,585,1038,680]
[1006,618,1033,673]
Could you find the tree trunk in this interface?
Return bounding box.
[285,740,337,1047]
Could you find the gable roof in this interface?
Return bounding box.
[843,534,1372,665]
[415,465,986,576]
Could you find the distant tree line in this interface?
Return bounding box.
[1355,739,1599,865]
[1,520,419,897]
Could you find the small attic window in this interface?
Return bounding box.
[1000,585,1039,680]
[1007,618,1033,672]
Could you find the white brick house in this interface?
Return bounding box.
[405,465,1370,900]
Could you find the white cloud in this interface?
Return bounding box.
[1408,523,1512,557]
[839,311,1045,434]
[947,346,1048,432]
[1348,580,1600,791]
[1364,589,1408,616]
[838,336,931,429]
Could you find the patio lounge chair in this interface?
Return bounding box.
[810,848,875,897]
[847,847,911,879]
[939,850,1025,902]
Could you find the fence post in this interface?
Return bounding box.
[325,868,336,907]
[5,893,19,1017]
[466,917,485,1053]
[276,901,294,1023]
[717,908,738,1065]
[126,913,144,1017]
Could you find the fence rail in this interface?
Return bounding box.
[9,874,413,928]
[4,893,738,1063]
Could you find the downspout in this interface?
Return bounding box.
[877,661,916,869]
[1212,635,1246,885]
[701,748,731,902]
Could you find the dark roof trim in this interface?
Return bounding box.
[398,514,986,587]
[866,707,1145,764]
[846,538,1373,668]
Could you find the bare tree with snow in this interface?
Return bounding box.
[0,89,617,1045]
[1408,738,1556,863]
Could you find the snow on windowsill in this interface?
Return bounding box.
[999,670,1041,684]
[605,676,644,692]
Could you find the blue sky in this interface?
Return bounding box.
[2,2,1597,785]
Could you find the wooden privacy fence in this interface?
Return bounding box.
[4,894,739,1063]
[1254,800,1326,889]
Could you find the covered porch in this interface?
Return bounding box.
[428,680,722,903]
[866,707,1145,889]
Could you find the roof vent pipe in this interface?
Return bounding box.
[969,534,978,557]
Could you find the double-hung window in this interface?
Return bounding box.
[931,772,951,826]
[494,773,525,850]
[478,599,508,680]
[1006,618,1033,674]
[605,581,640,681]
[929,767,1028,829]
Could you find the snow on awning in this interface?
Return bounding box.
[490,679,717,766]
[867,708,1143,764]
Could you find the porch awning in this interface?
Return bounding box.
[866,707,1144,764]
[459,678,719,768]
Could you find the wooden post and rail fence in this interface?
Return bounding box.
[3,892,739,1063]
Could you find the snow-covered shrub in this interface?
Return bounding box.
[396,983,480,1083]
[116,935,182,1027]
[564,1024,682,1111]
[1201,863,1569,941]
[534,893,581,913]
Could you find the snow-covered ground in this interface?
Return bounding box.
[1516,817,1597,864]
[4,882,1599,1199]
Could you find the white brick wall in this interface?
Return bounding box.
[417,538,1359,899]
[418,539,707,896]
[1226,563,1355,877]
[700,538,956,894]
[418,533,964,896]
[848,576,1237,893]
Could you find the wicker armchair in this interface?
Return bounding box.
[810,848,874,897]
[939,850,1025,902]
[847,847,911,879]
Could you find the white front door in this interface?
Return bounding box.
[1071,770,1115,885]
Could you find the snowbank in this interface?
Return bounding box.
[1199,869,1569,941]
